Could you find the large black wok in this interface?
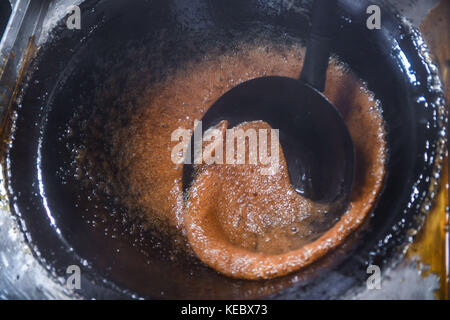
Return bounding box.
[3,0,446,299]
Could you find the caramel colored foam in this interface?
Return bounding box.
[115,43,386,279]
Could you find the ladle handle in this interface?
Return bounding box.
[300,0,338,92]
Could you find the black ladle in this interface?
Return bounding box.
[183,0,354,212]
